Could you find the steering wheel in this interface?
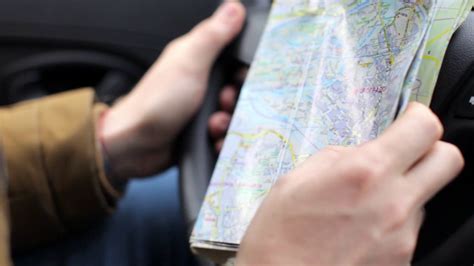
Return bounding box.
[0,50,144,106]
[179,2,474,265]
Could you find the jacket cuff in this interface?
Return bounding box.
[0,139,12,265]
[0,88,118,250]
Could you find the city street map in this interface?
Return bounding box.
[191,0,473,256]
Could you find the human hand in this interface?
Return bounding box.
[236,103,464,266]
[98,1,246,180]
[208,68,247,152]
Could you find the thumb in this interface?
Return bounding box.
[164,1,246,71]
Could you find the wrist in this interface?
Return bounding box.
[98,99,175,179]
[97,108,137,183]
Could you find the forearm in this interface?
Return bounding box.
[0,89,119,251]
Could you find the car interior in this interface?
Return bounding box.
[0,0,472,265]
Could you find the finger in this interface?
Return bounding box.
[406,141,464,205]
[208,112,232,139]
[366,103,443,173]
[234,67,249,84]
[177,1,246,70]
[220,85,238,112]
[215,139,225,153]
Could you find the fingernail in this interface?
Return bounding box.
[215,1,240,23]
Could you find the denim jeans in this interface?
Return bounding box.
[14,168,196,266]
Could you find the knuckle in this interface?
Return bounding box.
[413,105,443,140]
[362,145,389,170]
[397,236,417,259]
[441,142,465,171]
[161,37,197,72]
[347,147,389,182]
[398,183,418,207]
[383,200,410,230]
[162,37,203,77]
[164,37,186,53]
[344,158,379,189]
[190,20,222,48]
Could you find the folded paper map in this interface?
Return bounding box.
[190,0,472,261]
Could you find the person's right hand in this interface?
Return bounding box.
[236,103,464,266]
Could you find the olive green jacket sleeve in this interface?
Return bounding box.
[0,146,11,266]
[0,88,122,252]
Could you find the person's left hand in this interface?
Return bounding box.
[99,1,246,180]
[208,67,247,152]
